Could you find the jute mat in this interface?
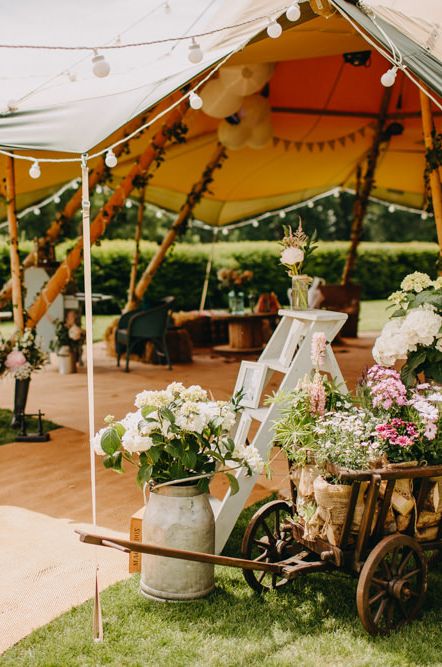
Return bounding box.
[0,506,129,655]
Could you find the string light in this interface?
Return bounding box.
[279,211,286,219]
[33,207,41,216]
[266,18,282,39]
[155,210,163,219]
[54,195,61,204]
[29,161,41,179]
[222,228,229,235]
[252,220,259,227]
[333,188,340,198]
[388,204,396,213]
[188,38,203,64]
[125,199,133,209]
[7,99,18,112]
[380,66,398,88]
[96,185,103,194]
[92,50,110,78]
[307,201,314,208]
[421,211,428,220]
[72,180,80,189]
[189,91,203,110]
[105,149,118,168]
[286,2,301,22]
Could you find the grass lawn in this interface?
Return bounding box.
[0,408,60,445]
[2,498,442,667]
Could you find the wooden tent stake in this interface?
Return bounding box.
[0,115,149,309]
[341,87,392,286]
[127,187,146,306]
[419,89,442,267]
[127,143,227,310]
[25,101,188,329]
[5,154,24,332]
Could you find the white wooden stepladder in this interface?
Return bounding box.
[212,308,348,554]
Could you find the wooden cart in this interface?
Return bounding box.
[79,463,442,636]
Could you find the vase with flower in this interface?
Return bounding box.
[280,222,317,310]
[50,318,85,374]
[217,268,253,314]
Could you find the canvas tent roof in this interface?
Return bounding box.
[0,0,441,225]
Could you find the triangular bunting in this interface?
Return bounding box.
[272,137,280,147]
[338,136,346,147]
[349,132,356,143]
[318,142,325,152]
[295,141,303,151]
[306,142,314,152]
[359,127,366,137]
[328,140,336,150]
[283,139,291,151]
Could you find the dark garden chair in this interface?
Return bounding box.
[115,297,174,372]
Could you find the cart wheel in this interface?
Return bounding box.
[241,499,296,593]
[357,534,428,635]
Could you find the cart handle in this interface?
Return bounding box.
[76,530,284,574]
[332,464,442,482]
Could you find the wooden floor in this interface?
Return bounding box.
[0,337,375,532]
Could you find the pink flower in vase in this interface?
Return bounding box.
[5,350,27,370]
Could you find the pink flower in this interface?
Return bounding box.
[5,350,26,370]
[280,247,304,266]
[396,435,412,448]
[308,371,326,416]
[311,332,327,369]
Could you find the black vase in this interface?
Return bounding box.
[11,377,30,428]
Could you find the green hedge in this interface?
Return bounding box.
[0,240,439,313]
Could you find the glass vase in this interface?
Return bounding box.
[11,377,31,427]
[290,275,309,310]
[228,290,245,315]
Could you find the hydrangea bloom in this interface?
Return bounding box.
[401,271,433,293]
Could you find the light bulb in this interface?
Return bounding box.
[126,199,133,209]
[72,180,80,189]
[252,220,259,227]
[421,211,428,220]
[155,210,163,219]
[189,91,203,110]
[286,2,301,21]
[105,149,118,168]
[279,211,286,219]
[7,99,18,112]
[222,228,229,236]
[388,204,396,213]
[333,189,340,198]
[96,185,103,194]
[307,201,314,208]
[92,50,110,78]
[54,195,61,204]
[188,38,203,64]
[267,19,282,39]
[29,161,41,179]
[34,208,41,216]
[380,66,397,87]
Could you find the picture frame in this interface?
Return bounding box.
[234,361,267,409]
[233,412,252,448]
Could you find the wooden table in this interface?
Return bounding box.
[209,311,279,355]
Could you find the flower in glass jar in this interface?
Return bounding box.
[5,350,27,370]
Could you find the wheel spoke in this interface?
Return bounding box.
[398,549,414,576]
[261,520,276,544]
[257,570,268,584]
[390,547,401,575]
[369,590,386,606]
[373,598,387,626]
[271,573,278,588]
[372,576,389,588]
[402,568,421,581]
[253,538,270,550]
[274,509,281,539]
[381,558,392,580]
[254,551,269,563]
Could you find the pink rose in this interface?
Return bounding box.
[5,350,27,369]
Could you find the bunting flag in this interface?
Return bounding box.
[273,122,375,152]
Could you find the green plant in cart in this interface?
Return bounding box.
[93,383,263,494]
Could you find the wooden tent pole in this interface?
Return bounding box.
[127,187,146,306]
[341,87,392,286]
[5,154,24,332]
[0,114,149,308]
[25,102,188,329]
[128,143,227,310]
[199,227,218,311]
[419,89,442,266]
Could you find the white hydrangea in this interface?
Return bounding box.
[200,401,237,431]
[234,442,264,475]
[401,271,433,293]
[388,290,408,308]
[401,306,442,347]
[433,276,442,289]
[122,420,157,452]
[167,382,185,398]
[181,384,208,402]
[134,389,172,409]
[372,318,409,366]
[175,401,208,434]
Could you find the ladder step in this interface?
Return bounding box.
[259,357,289,373]
[247,407,269,422]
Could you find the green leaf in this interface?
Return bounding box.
[182,449,197,469]
[137,464,153,486]
[148,446,162,464]
[161,407,175,424]
[141,405,157,419]
[103,455,115,469]
[225,472,239,496]
[114,422,126,438]
[112,451,124,473]
[101,427,121,455]
[400,349,427,386]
